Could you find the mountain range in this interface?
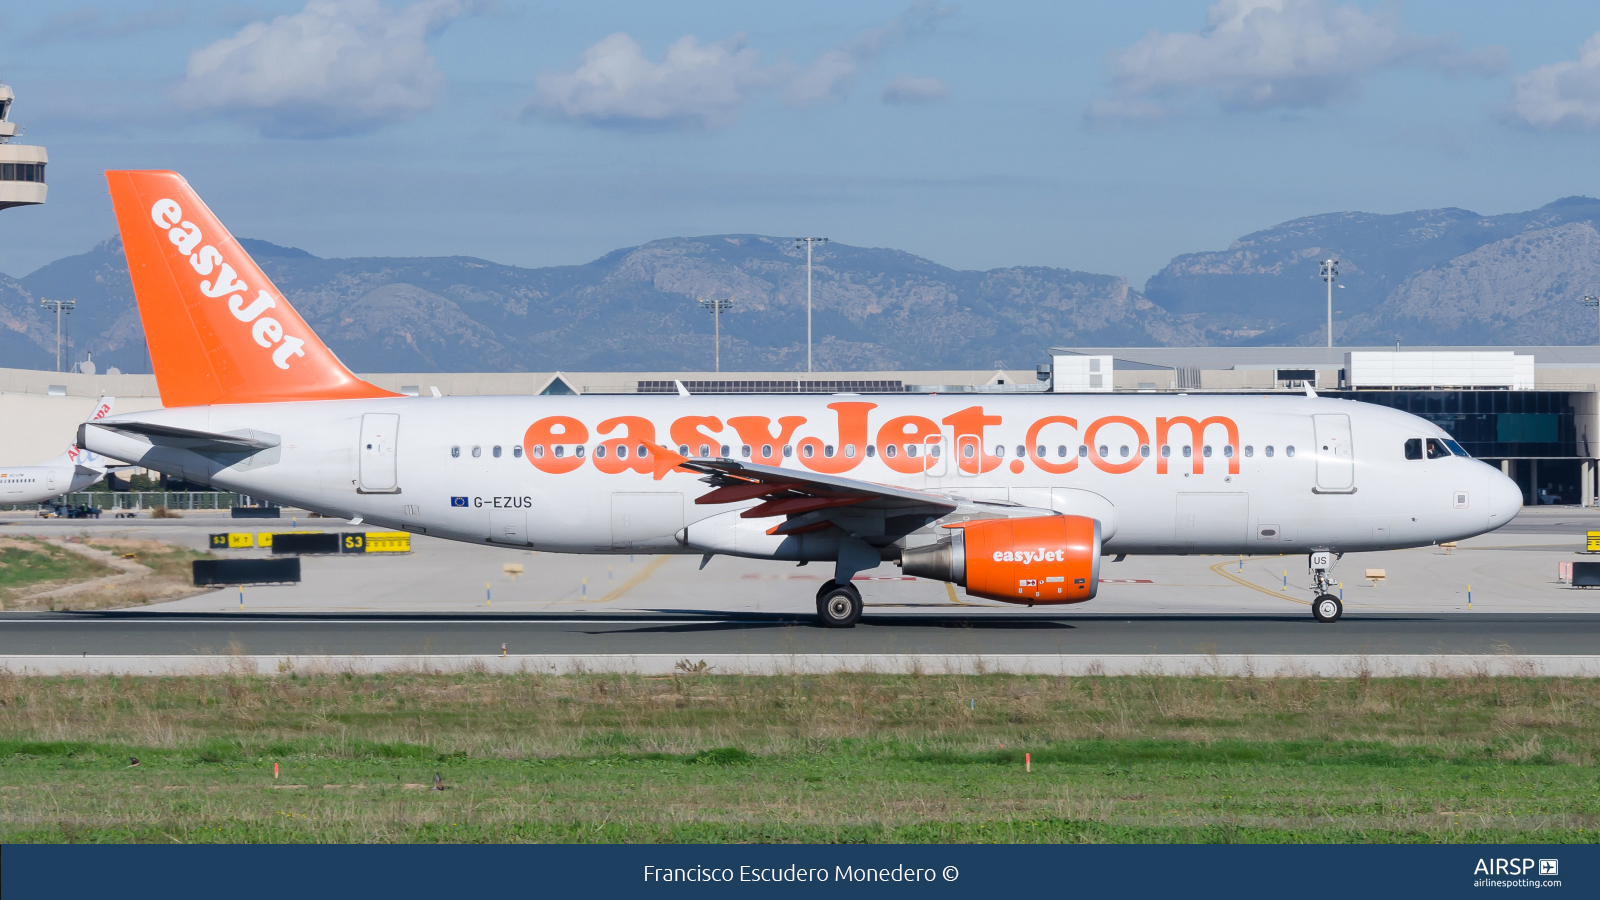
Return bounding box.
[3,196,1599,374]
[1146,196,1600,347]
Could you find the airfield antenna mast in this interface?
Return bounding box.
[699,297,733,372]
[1583,295,1600,346]
[796,238,828,373]
[1319,259,1339,349]
[40,298,74,372]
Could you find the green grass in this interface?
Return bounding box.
[0,672,1596,843]
[0,536,114,601]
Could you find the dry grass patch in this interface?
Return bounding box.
[0,536,214,611]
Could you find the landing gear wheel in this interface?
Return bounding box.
[816,581,863,628]
[1312,593,1343,623]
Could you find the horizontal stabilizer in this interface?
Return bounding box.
[82,421,280,454]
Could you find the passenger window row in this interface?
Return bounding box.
[444,440,1313,463]
[450,444,525,459]
[1040,443,1293,459]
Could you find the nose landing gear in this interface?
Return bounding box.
[816,580,863,628]
[1312,592,1343,623]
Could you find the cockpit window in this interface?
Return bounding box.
[1404,438,1422,460]
[1443,439,1469,457]
[1425,438,1451,460]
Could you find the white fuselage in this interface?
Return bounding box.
[0,456,106,505]
[81,392,1521,561]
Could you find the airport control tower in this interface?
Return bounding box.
[0,83,47,212]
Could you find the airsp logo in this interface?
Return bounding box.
[1473,858,1548,876]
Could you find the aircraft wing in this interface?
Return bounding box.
[643,442,956,533]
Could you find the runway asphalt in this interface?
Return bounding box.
[3,611,1597,657]
[11,505,1600,617]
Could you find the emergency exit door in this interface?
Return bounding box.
[1312,414,1355,492]
[358,413,400,493]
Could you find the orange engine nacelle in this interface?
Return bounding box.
[899,515,1101,604]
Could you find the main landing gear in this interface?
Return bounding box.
[816,580,863,628]
[1309,551,1343,623]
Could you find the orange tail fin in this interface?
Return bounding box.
[106,170,398,407]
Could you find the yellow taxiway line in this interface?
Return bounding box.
[1208,557,1311,606]
[944,581,980,606]
[591,554,674,604]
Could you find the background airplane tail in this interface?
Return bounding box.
[43,396,116,470]
[105,170,397,407]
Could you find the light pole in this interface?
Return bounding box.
[1584,295,1600,345]
[699,297,733,372]
[40,298,74,372]
[796,237,828,373]
[1319,259,1339,349]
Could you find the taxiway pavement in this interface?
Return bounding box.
[3,507,1598,671]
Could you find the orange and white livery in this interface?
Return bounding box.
[79,171,1522,625]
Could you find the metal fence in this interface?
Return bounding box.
[1,491,246,512]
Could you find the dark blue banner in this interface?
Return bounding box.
[3,844,1593,898]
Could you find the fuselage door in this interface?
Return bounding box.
[611,492,684,550]
[1175,492,1249,549]
[1312,414,1355,492]
[358,413,400,493]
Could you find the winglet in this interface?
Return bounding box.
[1305,383,1317,398]
[641,441,693,481]
[675,380,691,397]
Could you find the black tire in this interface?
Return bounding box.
[816,581,863,628]
[1312,593,1343,623]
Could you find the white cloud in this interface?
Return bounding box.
[1091,0,1506,121]
[174,0,483,138]
[523,32,774,131]
[783,1,952,108]
[524,2,952,131]
[882,74,949,104]
[1506,33,1600,131]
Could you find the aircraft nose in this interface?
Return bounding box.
[1488,468,1522,527]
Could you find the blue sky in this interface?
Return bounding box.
[2,1,1599,285]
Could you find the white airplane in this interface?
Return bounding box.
[79,170,1521,626]
[2,397,117,506]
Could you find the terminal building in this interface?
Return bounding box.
[2,345,1596,507]
[0,83,47,211]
